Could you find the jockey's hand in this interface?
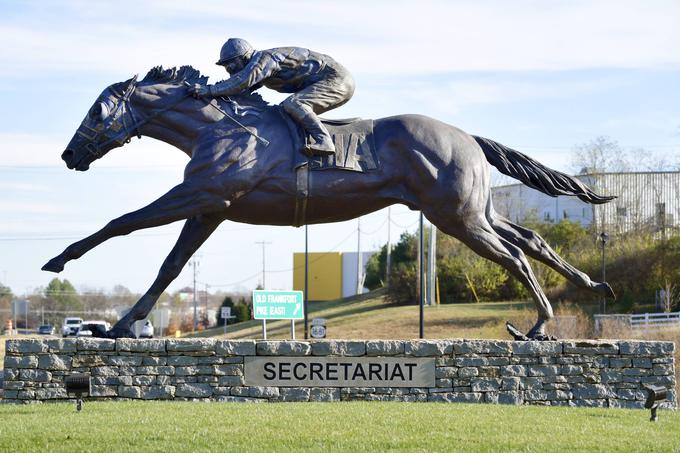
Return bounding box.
[188,83,210,98]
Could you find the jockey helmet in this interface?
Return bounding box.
[216,38,254,65]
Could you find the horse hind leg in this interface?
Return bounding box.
[488,213,615,300]
[430,212,554,340]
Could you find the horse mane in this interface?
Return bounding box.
[136,65,270,109]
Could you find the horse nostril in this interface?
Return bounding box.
[62,149,74,162]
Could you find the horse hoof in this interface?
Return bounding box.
[42,257,65,273]
[596,282,616,300]
[528,333,558,341]
[105,327,137,339]
[506,322,529,341]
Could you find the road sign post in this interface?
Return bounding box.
[252,290,304,339]
[220,307,235,336]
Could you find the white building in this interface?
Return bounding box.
[492,171,680,235]
[341,251,376,298]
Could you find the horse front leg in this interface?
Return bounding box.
[108,214,223,338]
[42,180,228,273]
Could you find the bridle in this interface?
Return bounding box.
[73,76,269,161]
[74,75,190,160]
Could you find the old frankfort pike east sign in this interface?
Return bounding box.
[253,290,303,339]
[253,290,304,319]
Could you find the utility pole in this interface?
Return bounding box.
[204,283,209,327]
[419,212,425,338]
[255,241,272,289]
[428,223,437,306]
[386,208,392,287]
[356,217,362,295]
[304,225,309,339]
[190,255,199,333]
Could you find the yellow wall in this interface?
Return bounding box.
[293,252,342,301]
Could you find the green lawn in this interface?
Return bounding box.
[191,294,534,341]
[0,401,677,452]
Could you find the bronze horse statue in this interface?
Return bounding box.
[42,66,615,339]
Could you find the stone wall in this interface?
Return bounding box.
[2,338,676,408]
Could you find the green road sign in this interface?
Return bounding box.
[252,290,304,320]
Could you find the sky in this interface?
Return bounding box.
[0,0,679,297]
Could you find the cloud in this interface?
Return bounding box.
[0,132,188,169]
[0,201,67,214]
[0,181,49,192]
[0,133,65,166]
[2,0,679,78]
[343,74,621,119]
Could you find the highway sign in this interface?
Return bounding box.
[310,325,326,338]
[310,318,326,338]
[220,307,232,319]
[253,290,304,320]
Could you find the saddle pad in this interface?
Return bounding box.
[293,119,379,173]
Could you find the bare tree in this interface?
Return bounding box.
[570,136,630,175]
[661,281,677,313]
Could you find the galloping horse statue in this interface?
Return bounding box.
[42,66,615,340]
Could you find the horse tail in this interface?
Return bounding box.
[472,135,615,204]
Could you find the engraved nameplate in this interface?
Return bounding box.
[244,356,435,387]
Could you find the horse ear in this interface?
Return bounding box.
[125,74,138,90]
[111,74,138,97]
[121,74,138,98]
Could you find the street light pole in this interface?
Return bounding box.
[191,256,199,333]
[386,207,392,287]
[304,224,309,339]
[419,212,425,339]
[255,241,272,289]
[599,232,609,314]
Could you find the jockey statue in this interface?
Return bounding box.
[189,38,355,156]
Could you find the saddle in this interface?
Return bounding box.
[282,110,380,173]
[279,109,381,227]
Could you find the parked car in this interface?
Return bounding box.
[76,320,111,337]
[139,321,154,339]
[38,324,55,335]
[62,317,83,337]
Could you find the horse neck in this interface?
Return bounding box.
[130,84,224,156]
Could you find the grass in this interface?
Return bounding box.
[0,401,678,452]
[191,294,533,340]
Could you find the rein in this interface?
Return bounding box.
[76,78,270,160]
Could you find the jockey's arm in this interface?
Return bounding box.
[209,53,278,96]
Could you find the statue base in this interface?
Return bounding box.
[2,338,676,408]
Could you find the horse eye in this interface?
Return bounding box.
[91,102,109,121]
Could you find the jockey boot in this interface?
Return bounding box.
[303,119,336,156]
[284,102,336,156]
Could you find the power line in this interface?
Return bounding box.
[207,226,359,288]
[0,223,286,242]
[389,217,420,229]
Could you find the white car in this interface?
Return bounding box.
[76,320,111,337]
[62,317,83,337]
[139,321,154,339]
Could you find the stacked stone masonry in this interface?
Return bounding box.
[2,338,676,408]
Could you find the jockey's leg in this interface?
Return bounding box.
[281,69,355,156]
[282,99,335,156]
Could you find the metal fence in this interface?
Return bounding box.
[594,311,680,334]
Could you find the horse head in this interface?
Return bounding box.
[61,65,271,171]
[62,75,140,171]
